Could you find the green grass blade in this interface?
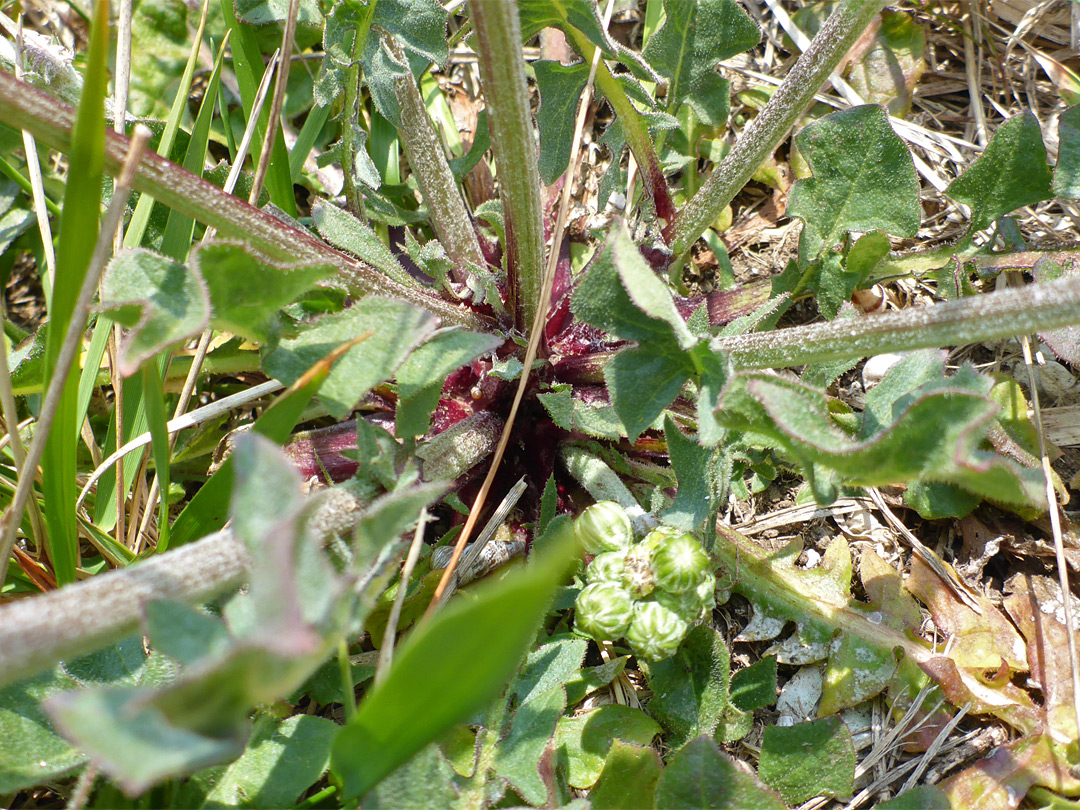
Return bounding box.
[221,0,298,217]
[41,0,110,585]
[141,363,172,551]
[160,36,228,262]
[75,317,111,446]
[289,102,332,181]
[123,0,210,250]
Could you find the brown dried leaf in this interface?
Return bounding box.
[906,556,1028,672]
[1004,574,1080,744]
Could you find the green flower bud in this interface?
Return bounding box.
[626,601,688,661]
[586,550,628,584]
[696,570,717,612]
[574,582,635,641]
[622,543,656,598]
[640,525,680,552]
[575,501,633,554]
[653,588,707,626]
[651,531,710,594]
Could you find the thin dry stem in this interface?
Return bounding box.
[376,507,429,683]
[250,0,298,203]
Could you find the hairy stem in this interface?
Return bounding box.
[0,71,492,332]
[390,39,487,278]
[670,0,888,260]
[565,27,675,229]
[0,529,249,687]
[468,0,546,332]
[714,275,1080,369]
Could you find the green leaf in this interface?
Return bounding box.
[716,351,1047,509]
[370,0,448,67]
[263,297,437,419]
[513,637,588,706]
[358,743,460,809]
[330,526,579,801]
[572,224,699,439]
[809,229,891,320]
[642,0,759,125]
[758,716,856,804]
[729,656,777,712]
[588,740,662,810]
[145,601,232,668]
[534,61,590,185]
[311,199,414,289]
[947,112,1053,234]
[234,0,323,26]
[199,715,337,809]
[194,241,335,343]
[787,105,920,262]
[537,384,626,440]
[0,206,34,254]
[712,524,929,718]
[0,669,84,792]
[98,249,210,376]
[655,736,784,809]
[645,625,734,750]
[553,704,661,789]
[493,685,565,805]
[46,686,244,795]
[661,416,716,530]
[394,328,502,438]
[1054,105,1080,199]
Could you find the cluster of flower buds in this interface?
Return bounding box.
[572,501,716,661]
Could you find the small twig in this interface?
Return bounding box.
[376,507,430,683]
[426,0,615,617]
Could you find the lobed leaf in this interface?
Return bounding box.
[553,704,661,790]
[642,0,760,126]
[99,248,210,376]
[947,112,1053,235]
[787,105,919,263]
[264,297,437,419]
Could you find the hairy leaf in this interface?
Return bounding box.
[787,105,919,262]
[655,736,784,809]
[0,669,84,792]
[716,351,1047,509]
[199,715,337,809]
[729,655,778,712]
[358,743,460,809]
[194,241,335,343]
[589,740,662,810]
[264,297,437,419]
[99,248,210,376]
[553,704,661,789]
[534,60,590,185]
[715,525,929,716]
[947,112,1053,235]
[646,625,742,750]
[759,716,856,804]
[493,685,565,805]
[311,199,413,289]
[642,0,759,125]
